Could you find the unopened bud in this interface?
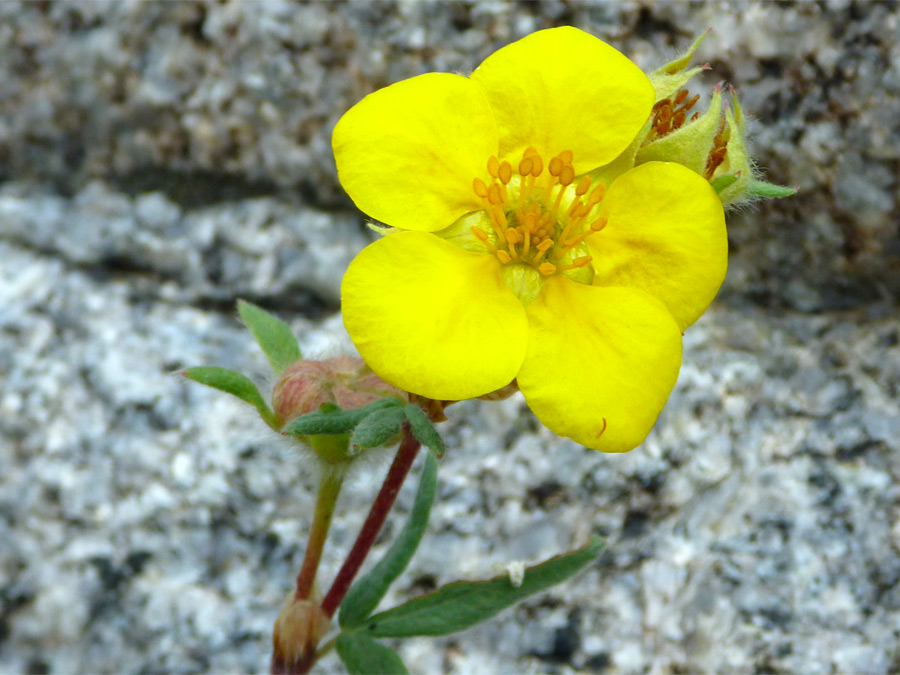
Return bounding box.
[272,356,408,426]
[271,594,330,674]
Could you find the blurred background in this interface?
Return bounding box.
[1,1,898,672]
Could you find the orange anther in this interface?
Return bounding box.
[487,155,500,178]
[683,94,701,112]
[470,226,489,244]
[572,255,593,268]
[658,105,672,123]
[589,184,606,203]
[538,262,557,276]
[559,150,573,164]
[498,161,512,184]
[549,156,563,177]
[559,164,575,186]
[673,110,686,128]
[505,228,521,245]
[575,175,591,196]
[674,89,689,105]
[496,250,512,264]
[530,155,543,177]
[473,178,488,198]
[523,146,538,158]
[590,217,608,232]
[488,183,503,205]
[536,239,554,252]
[518,157,533,177]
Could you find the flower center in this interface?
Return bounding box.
[470,147,607,277]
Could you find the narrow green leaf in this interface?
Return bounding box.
[745,180,797,199]
[237,300,301,375]
[350,408,405,452]
[181,367,277,427]
[710,172,740,193]
[336,633,408,675]
[403,405,445,458]
[283,398,403,437]
[340,452,438,629]
[361,537,604,638]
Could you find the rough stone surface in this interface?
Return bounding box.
[2,1,899,674]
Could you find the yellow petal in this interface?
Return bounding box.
[341,231,527,400]
[471,27,654,175]
[590,162,727,330]
[517,278,682,453]
[332,73,498,232]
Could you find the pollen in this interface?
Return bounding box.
[471,148,606,277]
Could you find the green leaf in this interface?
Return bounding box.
[336,633,408,675]
[283,398,403,437]
[745,180,797,199]
[403,405,445,458]
[181,366,277,428]
[340,452,438,629]
[710,172,740,193]
[361,537,604,638]
[350,407,405,452]
[237,300,301,375]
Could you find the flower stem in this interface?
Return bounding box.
[294,470,344,601]
[320,424,421,618]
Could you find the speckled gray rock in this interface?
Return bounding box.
[2,1,900,674]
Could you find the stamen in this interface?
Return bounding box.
[488,184,504,205]
[470,226,495,251]
[498,161,512,184]
[473,178,488,199]
[559,165,575,186]
[487,155,500,178]
[518,156,533,177]
[538,262,557,276]
[575,175,591,196]
[590,217,608,232]
[496,250,512,264]
[549,156,564,177]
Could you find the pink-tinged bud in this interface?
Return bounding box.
[272,356,408,425]
[270,595,330,674]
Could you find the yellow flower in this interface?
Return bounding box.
[333,27,727,452]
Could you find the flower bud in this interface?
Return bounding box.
[272,356,408,426]
[271,594,330,674]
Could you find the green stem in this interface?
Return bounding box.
[294,470,344,600]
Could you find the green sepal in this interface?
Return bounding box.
[181,366,278,429]
[710,172,741,193]
[403,405,445,459]
[636,83,723,174]
[336,633,409,675]
[359,537,604,638]
[349,407,406,453]
[237,300,302,375]
[745,180,797,199]
[649,30,711,101]
[283,398,403,437]
[340,451,439,629]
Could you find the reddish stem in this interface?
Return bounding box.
[320,424,421,618]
